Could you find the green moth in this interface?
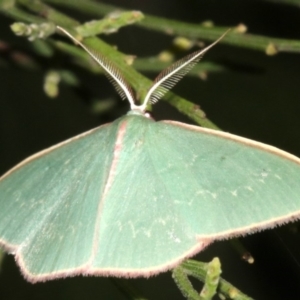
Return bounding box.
[0,27,299,283]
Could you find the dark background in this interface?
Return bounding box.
[1,0,300,299]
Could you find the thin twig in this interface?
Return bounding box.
[44,0,300,54]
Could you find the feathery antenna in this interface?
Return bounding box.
[57,26,229,113]
[56,26,137,109]
[140,30,229,111]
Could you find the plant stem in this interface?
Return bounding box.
[133,59,225,74]
[53,37,220,129]
[0,0,43,23]
[0,0,219,128]
[17,0,79,27]
[181,260,254,300]
[44,0,300,54]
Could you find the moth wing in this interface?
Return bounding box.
[0,121,119,281]
[151,120,300,239]
[94,117,300,276]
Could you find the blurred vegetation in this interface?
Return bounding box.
[0,0,300,299]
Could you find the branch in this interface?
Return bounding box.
[133,59,225,75]
[53,37,220,129]
[44,0,300,54]
[0,0,220,129]
[76,11,144,37]
[176,259,254,300]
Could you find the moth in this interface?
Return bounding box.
[0,27,299,283]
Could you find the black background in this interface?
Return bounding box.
[1,0,300,299]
